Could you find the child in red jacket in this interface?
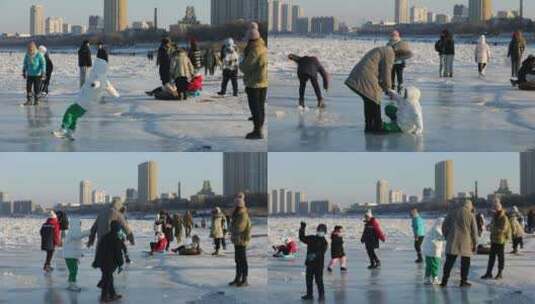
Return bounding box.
[186,73,204,97]
[361,210,386,269]
[40,211,61,272]
[150,232,168,255]
[273,237,298,257]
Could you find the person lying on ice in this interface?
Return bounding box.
[299,221,328,301]
[171,235,202,256]
[149,232,168,255]
[53,58,119,140]
[382,87,423,135]
[288,53,329,109]
[272,237,298,257]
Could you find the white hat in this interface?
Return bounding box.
[38,45,47,54]
[49,210,57,219]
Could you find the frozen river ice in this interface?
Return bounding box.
[0,217,268,304]
[0,51,265,152]
[268,36,535,152]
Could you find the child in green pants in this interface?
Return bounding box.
[63,218,90,291]
[422,218,445,285]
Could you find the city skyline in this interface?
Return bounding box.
[0,153,222,207]
[269,153,519,207]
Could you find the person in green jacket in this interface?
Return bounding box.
[481,199,511,280]
[411,208,425,263]
[22,41,46,106]
[229,192,252,287]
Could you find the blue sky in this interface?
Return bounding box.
[0,153,222,207]
[0,0,210,34]
[291,0,532,26]
[269,153,519,207]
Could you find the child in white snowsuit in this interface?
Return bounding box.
[384,87,424,135]
[422,218,445,285]
[63,218,90,291]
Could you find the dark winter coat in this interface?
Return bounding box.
[78,45,92,67]
[97,48,109,62]
[43,53,53,76]
[56,210,68,231]
[518,57,535,83]
[188,47,202,69]
[528,211,535,228]
[508,36,526,61]
[435,38,444,55]
[157,45,171,81]
[360,217,385,249]
[290,56,329,90]
[443,38,455,55]
[40,218,61,251]
[299,225,328,268]
[93,221,124,272]
[330,232,345,258]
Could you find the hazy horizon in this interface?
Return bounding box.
[0,153,222,207]
[269,153,519,207]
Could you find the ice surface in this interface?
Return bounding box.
[268,217,535,304]
[0,217,267,304]
[268,37,535,152]
[0,52,265,152]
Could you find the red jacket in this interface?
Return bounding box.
[49,218,61,247]
[287,240,298,254]
[187,75,203,92]
[152,237,168,253]
[370,218,386,242]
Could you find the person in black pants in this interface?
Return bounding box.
[97,42,109,62]
[387,30,407,93]
[38,46,53,96]
[481,201,510,280]
[299,222,328,301]
[361,210,386,269]
[23,42,46,106]
[218,38,239,96]
[442,254,471,286]
[246,87,267,138]
[361,94,382,134]
[157,38,172,85]
[93,221,124,303]
[288,54,329,108]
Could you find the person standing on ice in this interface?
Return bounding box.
[157,38,172,85]
[22,41,46,106]
[203,47,218,76]
[509,212,524,254]
[88,198,134,250]
[481,199,511,280]
[345,41,412,133]
[184,210,193,238]
[411,208,425,263]
[63,218,90,291]
[474,35,491,77]
[287,53,329,109]
[38,45,54,96]
[188,38,203,73]
[217,38,240,97]
[299,221,328,301]
[92,221,124,303]
[422,218,445,285]
[78,40,92,88]
[441,29,455,78]
[96,42,109,62]
[172,213,184,245]
[387,30,409,94]
[508,31,527,79]
[440,199,478,288]
[229,192,252,287]
[40,211,61,273]
[327,225,347,273]
[360,210,385,269]
[476,212,485,237]
[435,33,446,77]
[210,207,226,255]
[170,47,195,100]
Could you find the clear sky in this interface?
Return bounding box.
[290,0,532,26]
[0,0,210,34]
[0,153,222,207]
[269,153,519,207]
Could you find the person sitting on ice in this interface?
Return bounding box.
[172,235,202,256]
[299,221,328,301]
[272,237,298,258]
[327,225,347,272]
[511,55,535,90]
[382,87,423,135]
[149,232,168,255]
[186,72,204,97]
[288,53,329,109]
[422,217,445,285]
[40,211,61,273]
[53,58,120,140]
[170,47,195,101]
[63,218,91,291]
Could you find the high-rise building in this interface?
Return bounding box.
[295,17,310,34]
[92,190,106,204]
[376,179,389,205]
[298,201,309,215]
[453,4,469,23]
[520,0,524,18]
[79,180,92,205]
[281,3,292,32]
[13,200,35,214]
[469,0,492,23]
[45,17,64,35]
[435,14,450,24]
[279,188,286,214]
[410,6,428,23]
[223,152,267,196]
[270,189,278,214]
[286,190,295,214]
[104,0,128,33]
[435,160,454,203]
[126,188,137,201]
[30,5,45,36]
[422,187,434,202]
[311,17,339,34]
[212,0,267,26]
[62,23,72,34]
[310,200,331,215]
[295,191,304,208]
[154,8,158,29]
[88,15,104,33]
[395,0,409,24]
[291,5,303,32]
[138,161,158,204]
[0,192,8,202]
[389,190,404,203]
[520,151,535,196]
[269,0,282,32]
[71,25,87,35]
[427,12,436,23]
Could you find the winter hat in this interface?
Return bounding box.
[49,210,57,219]
[235,192,246,208]
[38,45,47,54]
[316,223,327,234]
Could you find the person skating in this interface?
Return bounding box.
[38,45,54,96]
[481,199,511,280]
[440,199,478,288]
[435,33,446,77]
[204,47,218,76]
[299,222,328,301]
[218,38,239,96]
[345,41,412,133]
[172,213,183,245]
[40,211,61,272]
[149,232,168,255]
[422,218,445,285]
[273,237,298,257]
[97,42,109,62]
[22,42,46,106]
[441,30,455,78]
[92,221,124,303]
[411,208,425,263]
[361,210,386,269]
[188,38,203,72]
[509,212,524,254]
[508,31,527,79]
[474,35,491,77]
[287,53,329,109]
[327,225,347,272]
[63,218,90,291]
[157,38,172,85]
[184,211,193,238]
[229,193,252,287]
[170,48,195,101]
[387,30,410,93]
[210,207,226,255]
[78,40,92,88]
[239,27,268,140]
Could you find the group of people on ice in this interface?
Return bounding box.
[39,192,253,302]
[271,199,532,301]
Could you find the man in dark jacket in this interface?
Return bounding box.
[157,38,172,85]
[288,54,329,108]
[361,210,386,269]
[299,221,328,301]
[39,46,53,95]
[97,42,109,62]
[93,221,124,302]
[435,34,445,77]
[441,30,455,77]
[78,40,92,87]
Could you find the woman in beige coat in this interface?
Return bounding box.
[229,192,252,287]
[210,207,226,255]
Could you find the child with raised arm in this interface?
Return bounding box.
[299,222,328,301]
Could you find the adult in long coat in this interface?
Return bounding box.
[440,200,478,288]
[88,198,134,249]
[508,31,527,78]
[210,207,226,255]
[229,193,252,287]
